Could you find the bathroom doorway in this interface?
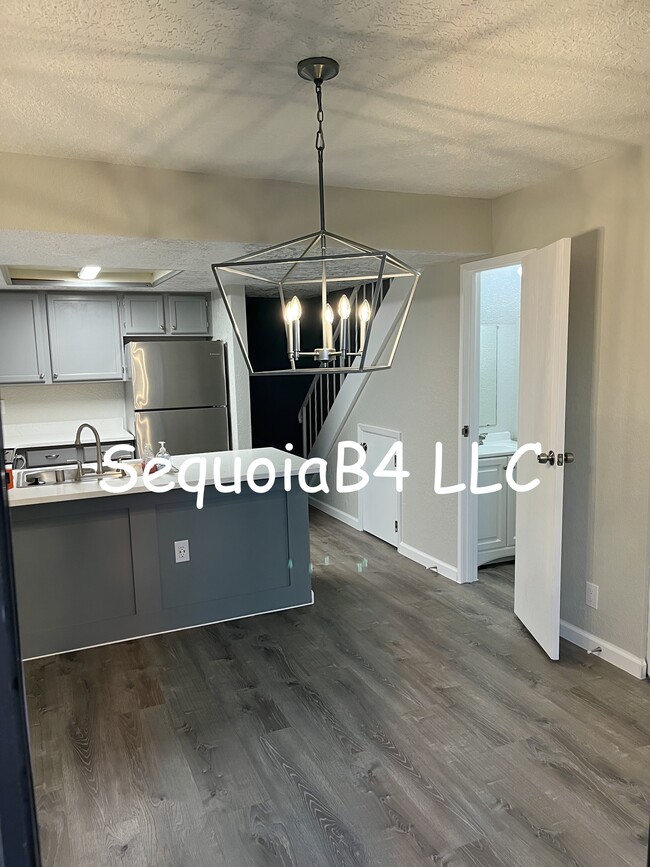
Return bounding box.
[458,241,573,661]
[476,263,521,570]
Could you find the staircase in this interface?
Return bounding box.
[298,280,391,456]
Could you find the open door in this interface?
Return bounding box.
[514,238,572,660]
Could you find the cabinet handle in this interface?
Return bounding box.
[171,324,177,331]
[39,372,45,380]
[53,373,58,380]
[160,324,165,330]
[45,454,60,460]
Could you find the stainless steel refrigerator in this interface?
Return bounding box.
[126,341,230,457]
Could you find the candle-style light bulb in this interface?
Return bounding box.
[324,303,334,349]
[285,296,301,322]
[359,299,371,353]
[285,296,302,358]
[338,294,351,358]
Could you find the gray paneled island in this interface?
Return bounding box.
[9,448,312,659]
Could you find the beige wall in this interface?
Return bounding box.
[492,145,650,658]
[314,260,462,570]
[0,151,491,255]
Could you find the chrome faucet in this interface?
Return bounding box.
[74,423,106,476]
[478,432,488,446]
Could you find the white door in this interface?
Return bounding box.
[359,426,400,547]
[514,238,572,660]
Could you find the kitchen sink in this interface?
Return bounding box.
[14,465,127,488]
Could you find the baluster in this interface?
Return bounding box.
[316,379,321,440]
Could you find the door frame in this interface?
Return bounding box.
[457,251,533,584]
[357,423,402,546]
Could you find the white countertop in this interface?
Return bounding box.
[3,417,134,450]
[478,440,518,458]
[9,448,307,508]
[477,431,518,458]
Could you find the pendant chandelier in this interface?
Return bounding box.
[212,57,420,376]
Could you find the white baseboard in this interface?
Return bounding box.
[309,497,362,531]
[398,542,460,583]
[560,619,647,680]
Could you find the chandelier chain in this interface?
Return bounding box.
[315,80,325,153]
[314,79,327,233]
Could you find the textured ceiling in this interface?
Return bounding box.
[0,230,447,293]
[0,0,648,197]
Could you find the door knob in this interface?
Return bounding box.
[557,451,574,467]
[537,450,555,466]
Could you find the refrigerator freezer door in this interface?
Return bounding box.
[134,407,230,457]
[129,341,227,410]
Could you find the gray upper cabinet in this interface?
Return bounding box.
[0,292,51,384]
[47,294,124,381]
[122,294,166,336]
[167,294,211,336]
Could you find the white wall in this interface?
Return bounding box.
[0,381,126,426]
[479,265,521,438]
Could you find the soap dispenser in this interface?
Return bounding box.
[155,441,171,471]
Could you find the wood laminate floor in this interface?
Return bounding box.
[25,511,650,867]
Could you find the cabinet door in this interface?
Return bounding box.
[47,295,123,381]
[122,294,166,336]
[0,292,51,384]
[167,294,211,335]
[477,458,508,553]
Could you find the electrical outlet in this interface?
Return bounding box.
[174,540,190,563]
[586,581,599,609]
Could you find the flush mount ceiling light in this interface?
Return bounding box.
[78,265,102,280]
[212,57,420,376]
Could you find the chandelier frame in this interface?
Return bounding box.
[211,57,420,377]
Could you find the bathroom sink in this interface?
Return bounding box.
[478,432,518,457]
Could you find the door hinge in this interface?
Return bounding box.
[461,425,469,437]
[394,520,399,532]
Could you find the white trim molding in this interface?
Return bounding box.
[560,619,647,680]
[309,497,362,531]
[398,542,459,583]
